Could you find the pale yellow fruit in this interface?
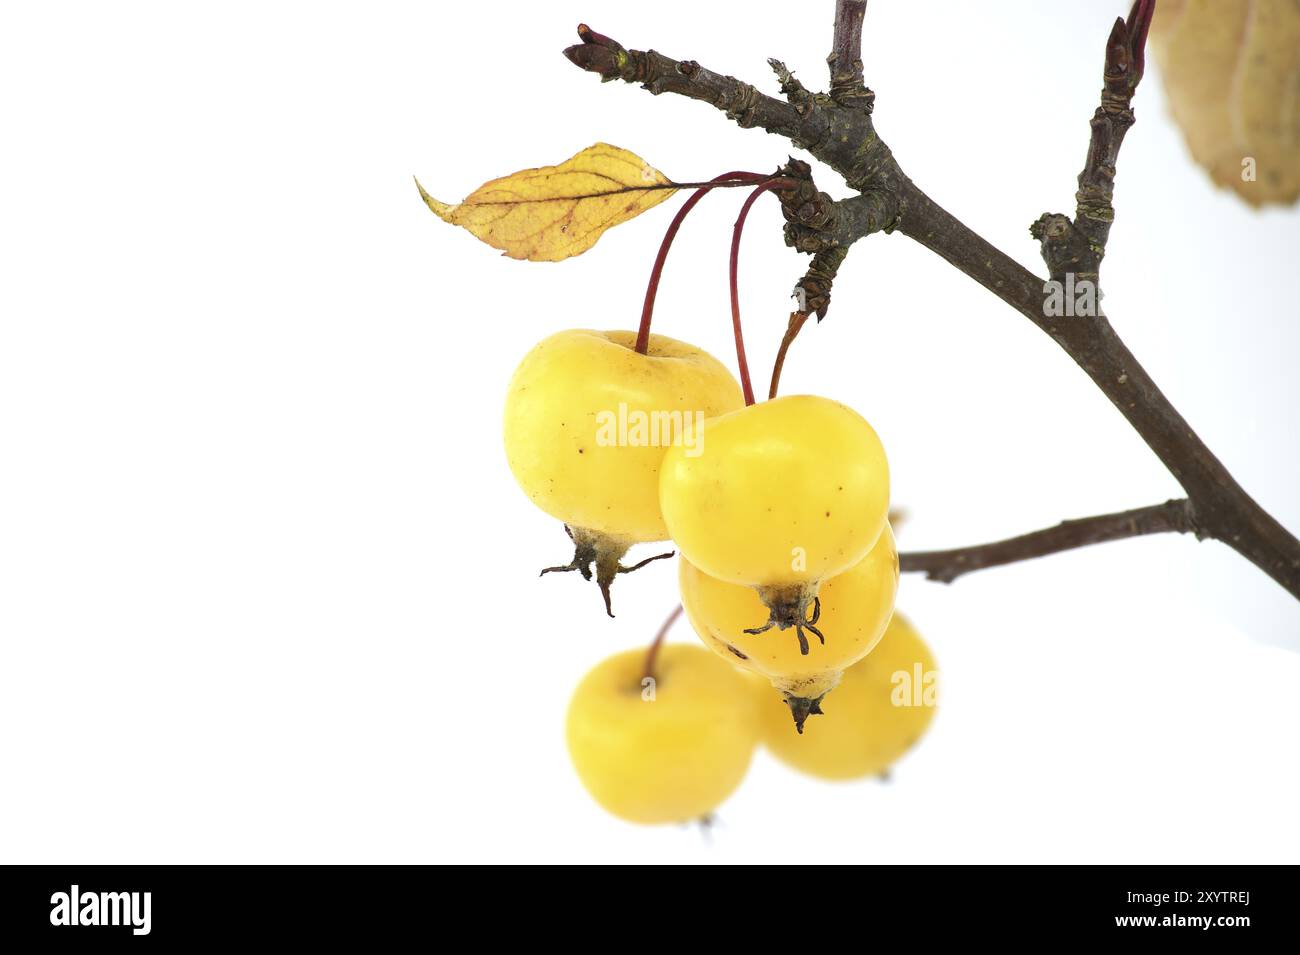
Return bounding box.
[566,644,759,824]
[659,395,889,590]
[759,613,938,780]
[504,329,744,543]
[679,525,899,732]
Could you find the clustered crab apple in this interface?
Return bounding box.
[680,523,899,732]
[432,140,927,823]
[565,643,759,824]
[660,394,895,731]
[503,328,744,615]
[758,613,938,778]
[563,606,939,825]
[659,395,890,632]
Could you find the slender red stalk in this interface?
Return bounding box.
[768,310,811,399]
[642,604,684,683]
[729,182,784,405]
[635,172,770,355]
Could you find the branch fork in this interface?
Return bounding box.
[563,0,1300,599]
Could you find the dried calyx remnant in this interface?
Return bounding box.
[745,585,824,656]
[783,691,827,735]
[562,1,1300,602]
[540,525,674,617]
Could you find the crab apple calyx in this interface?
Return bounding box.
[538,524,673,617]
[539,523,600,581]
[758,612,938,779]
[743,585,824,655]
[783,690,827,734]
[677,525,896,721]
[602,549,677,616]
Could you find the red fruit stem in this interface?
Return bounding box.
[642,603,684,684]
[729,182,785,406]
[768,309,811,399]
[635,171,771,356]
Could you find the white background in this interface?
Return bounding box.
[2,1,1297,864]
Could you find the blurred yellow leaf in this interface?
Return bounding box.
[416,143,677,261]
[1150,0,1300,207]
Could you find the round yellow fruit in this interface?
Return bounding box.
[504,329,744,543]
[566,643,759,824]
[679,524,899,731]
[658,394,889,589]
[759,613,938,779]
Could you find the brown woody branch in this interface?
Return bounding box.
[1032,0,1154,283]
[900,499,1197,584]
[564,1,1300,600]
[828,0,871,108]
[564,23,903,191]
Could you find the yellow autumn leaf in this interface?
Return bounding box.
[416,143,678,261]
[1150,0,1300,207]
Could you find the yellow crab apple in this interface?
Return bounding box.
[659,394,889,640]
[504,329,743,614]
[759,612,938,778]
[565,643,759,824]
[679,523,899,732]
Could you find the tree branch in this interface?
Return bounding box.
[828,1,872,108]
[894,180,1300,598]
[565,25,801,136]
[1032,0,1155,283]
[562,4,1300,600]
[564,25,904,192]
[900,499,1197,584]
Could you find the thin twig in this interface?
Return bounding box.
[900,499,1196,584]
[828,0,871,107]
